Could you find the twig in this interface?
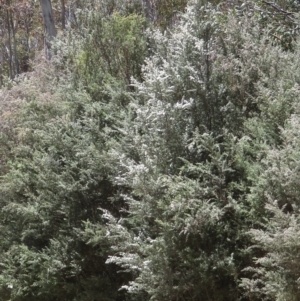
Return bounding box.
[262,0,294,15]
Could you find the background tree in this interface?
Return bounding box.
[39,0,56,59]
[0,0,45,82]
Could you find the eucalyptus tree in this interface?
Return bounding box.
[39,0,56,59]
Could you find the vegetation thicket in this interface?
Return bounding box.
[1,0,300,300]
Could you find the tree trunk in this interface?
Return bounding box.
[9,2,19,75]
[142,0,156,22]
[39,0,56,59]
[61,0,65,30]
[6,3,13,78]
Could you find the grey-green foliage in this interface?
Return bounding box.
[101,1,294,301]
[216,0,300,50]
[254,0,300,50]
[106,131,249,301]
[234,12,300,301]
[56,6,147,95]
[0,1,148,301]
[0,84,124,301]
[241,99,300,301]
[100,1,300,301]
[2,0,300,300]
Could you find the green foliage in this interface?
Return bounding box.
[221,0,300,51]
[0,82,126,300]
[103,1,300,300]
[62,10,147,94]
[241,99,300,300]
[100,2,293,300]
[106,132,250,301]
[155,0,188,29]
[0,1,148,300]
[48,0,147,103]
[255,0,300,50]
[2,0,300,300]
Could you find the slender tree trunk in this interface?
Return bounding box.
[39,0,56,59]
[142,0,156,22]
[0,49,4,86]
[6,3,13,78]
[61,0,65,30]
[8,1,19,75]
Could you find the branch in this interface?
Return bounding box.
[262,0,294,15]
[262,0,298,24]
